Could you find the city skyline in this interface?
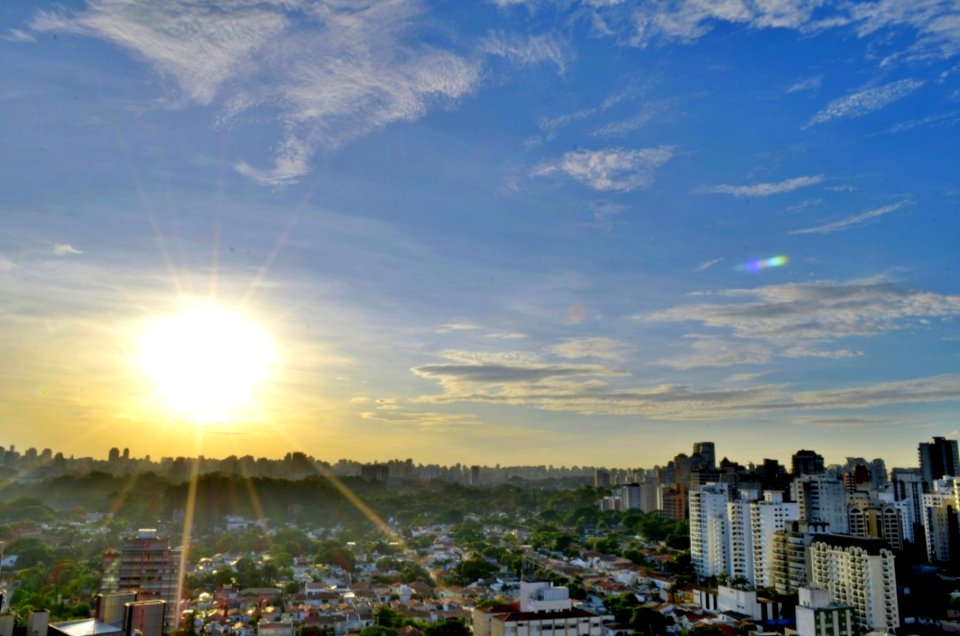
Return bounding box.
[2,1,959,467]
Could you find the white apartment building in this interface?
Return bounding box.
[473,582,603,636]
[808,535,899,633]
[751,492,799,588]
[791,475,849,534]
[690,483,731,578]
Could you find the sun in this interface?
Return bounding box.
[139,307,275,423]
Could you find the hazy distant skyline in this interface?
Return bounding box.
[1,1,959,468]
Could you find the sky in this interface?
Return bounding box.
[1,0,959,469]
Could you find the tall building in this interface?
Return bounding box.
[919,436,960,486]
[808,535,899,633]
[791,450,825,477]
[891,471,925,545]
[693,442,716,470]
[848,502,903,551]
[101,529,182,635]
[750,492,799,588]
[689,483,731,579]
[920,476,960,563]
[791,475,849,534]
[658,483,687,520]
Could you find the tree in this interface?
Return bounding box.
[424,619,470,636]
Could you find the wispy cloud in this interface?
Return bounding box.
[592,103,666,138]
[53,243,83,256]
[789,201,908,235]
[32,1,480,186]
[437,322,481,333]
[589,200,628,229]
[550,337,629,361]
[696,258,723,271]
[883,110,960,134]
[627,0,826,47]
[782,346,863,359]
[532,146,674,192]
[538,86,636,139]
[2,29,35,42]
[644,277,960,344]
[481,31,567,73]
[786,75,822,93]
[707,174,824,197]
[805,79,925,127]
[413,346,960,419]
[658,336,771,369]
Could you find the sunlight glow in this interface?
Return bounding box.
[140,307,275,423]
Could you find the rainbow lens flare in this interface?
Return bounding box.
[739,255,788,272]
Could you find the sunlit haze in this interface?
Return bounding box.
[1,0,959,468]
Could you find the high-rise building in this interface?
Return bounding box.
[919,436,960,486]
[791,450,825,477]
[693,442,716,470]
[101,529,182,635]
[689,483,731,579]
[791,475,849,534]
[750,492,799,589]
[658,483,687,520]
[848,502,904,551]
[808,535,899,633]
[920,476,960,563]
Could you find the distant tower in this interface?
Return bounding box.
[594,469,611,488]
[693,442,716,470]
[470,465,481,486]
[791,449,825,476]
[919,437,959,486]
[108,447,120,463]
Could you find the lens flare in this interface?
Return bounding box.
[739,255,788,273]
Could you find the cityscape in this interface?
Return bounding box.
[0,437,959,636]
[3,1,960,636]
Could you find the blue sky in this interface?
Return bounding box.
[1,0,959,468]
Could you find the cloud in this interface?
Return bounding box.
[805,79,925,127]
[628,0,825,47]
[550,337,629,360]
[707,174,824,197]
[644,277,960,343]
[657,336,771,369]
[782,346,863,359]
[532,146,674,191]
[592,105,664,138]
[848,0,960,61]
[481,31,568,73]
[413,345,960,418]
[53,243,83,256]
[32,1,480,186]
[696,258,723,271]
[2,29,36,42]
[883,110,960,134]
[589,201,629,229]
[789,201,908,235]
[437,322,481,333]
[786,75,823,93]
[484,332,529,340]
[538,86,636,139]
[360,409,481,429]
